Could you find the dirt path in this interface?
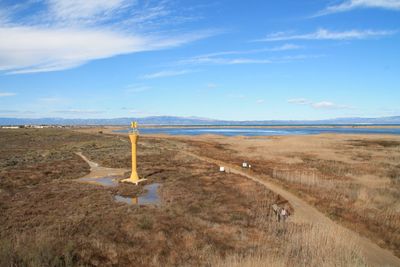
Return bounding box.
[76,152,127,179]
[183,151,400,267]
[74,146,400,266]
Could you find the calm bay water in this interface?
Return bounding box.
[116,126,400,136]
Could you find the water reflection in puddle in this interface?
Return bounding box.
[114,183,161,206]
[78,177,118,187]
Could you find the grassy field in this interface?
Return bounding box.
[0,128,370,266]
[179,133,400,258]
[0,128,362,266]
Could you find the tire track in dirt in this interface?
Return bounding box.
[183,151,400,267]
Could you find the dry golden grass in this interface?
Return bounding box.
[272,169,336,189]
[213,225,366,267]
[0,231,77,267]
[213,217,366,267]
[0,128,291,266]
[212,184,366,267]
[181,134,400,257]
[0,129,395,266]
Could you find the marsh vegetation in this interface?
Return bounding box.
[2,128,398,266]
[184,134,400,258]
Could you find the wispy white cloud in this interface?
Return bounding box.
[121,107,160,117]
[268,44,301,51]
[118,1,173,27]
[278,54,325,63]
[0,1,218,74]
[257,28,396,42]
[220,58,272,64]
[227,93,245,99]
[316,0,400,16]
[0,26,142,74]
[196,44,301,58]
[311,101,352,110]
[287,98,311,105]
[256,99,265,104]
[206,83,217,88]
[0,26,217,74]
[0,109,35,115]
[38,97,65,103]
[53,109,103,115]
[0,92,17,97]
[180,56,273,65]
[47,0,131,22]
[178,44,301,66]
[180,54,321,66]
[125,85,151,93]
[288,98,353,110]
[142,69,196,79]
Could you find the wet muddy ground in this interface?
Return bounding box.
[114,183,161,206]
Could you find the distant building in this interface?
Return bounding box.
[1,124,66,129]
[0,126,19,129]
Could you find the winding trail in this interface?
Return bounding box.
[184,151,400,267]
[75,152,127,182]
[74,147,400,266]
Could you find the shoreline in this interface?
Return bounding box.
[73,126,400,140]
[71,124,400,129]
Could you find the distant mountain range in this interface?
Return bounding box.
[1,116,400,126]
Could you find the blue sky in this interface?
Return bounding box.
[0,0,399,120]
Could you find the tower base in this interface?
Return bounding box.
[120,178,147,185]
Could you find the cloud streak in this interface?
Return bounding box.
[179,54,320,66]
[316,0,400,16]
[288,98,353,110]
[195,44,301,58]
[0,26,216,74]
[311,101,352,110]
[177,44,311,65]
[38,97,66,103]
[179,56,273,65]
[287,98,312,105]
[0,1,218,74]
[178,44,301,66]
[142,69,196,79]
[53,109,104,115]
[125,85,151,93]
[257,28,396,42]
[0,92,16,97]
[47,0,131,22]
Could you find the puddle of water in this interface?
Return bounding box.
[114,183,161,206]
[78,177,118,187]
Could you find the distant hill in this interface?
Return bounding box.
[1,116,400,126]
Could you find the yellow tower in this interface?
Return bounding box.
[121,122,146,185]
